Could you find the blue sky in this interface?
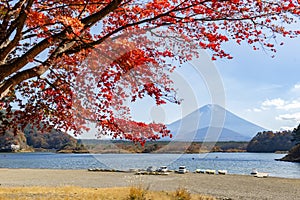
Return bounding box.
[215,35,300,131]
[129,35,300,132]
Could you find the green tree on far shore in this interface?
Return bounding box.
[279,124,300,162]
[292,124,300,145]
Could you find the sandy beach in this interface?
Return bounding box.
[0,169,299,199]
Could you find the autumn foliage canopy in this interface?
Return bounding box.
[0,0,300,144]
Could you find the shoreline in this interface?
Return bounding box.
[0,149,247,154]
[0,168,300,200]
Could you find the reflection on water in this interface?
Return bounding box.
[0,152,299,178]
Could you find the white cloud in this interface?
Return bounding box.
[258,84,300,112]
[253,108,262,112]
[246,96,300,130]
[282,100,300,110]
[289,83,300,95]
[247,108,261,112]
[276,112,300,122]
[294,84,300,89]
[260,98,300,111]
[262,98,285,108]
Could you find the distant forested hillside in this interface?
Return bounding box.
[247,130,295,153]
[0,130,29,151]
[23,126,77,150]
[1,110,76,151]
[0,127,77,152]
[78,140,248,153]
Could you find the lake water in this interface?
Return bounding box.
[0,152,299,179]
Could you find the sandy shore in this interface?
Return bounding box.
[0,169,299,200]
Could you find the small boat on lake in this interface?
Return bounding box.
[157,166,168,173]
[254,172,269,178]
[251,169,269,178]
[250,169,258,175]
[146,166,156,172]
[176,166,188,174]
[218,170,228,175]
[195,169,205,174]
[205,169,216,174]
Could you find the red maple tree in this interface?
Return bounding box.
[0,0,299,144]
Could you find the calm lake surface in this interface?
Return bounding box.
[0,152,299,178]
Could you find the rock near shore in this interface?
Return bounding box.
[278,144,300,162]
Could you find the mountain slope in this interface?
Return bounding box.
[167,104,265,142]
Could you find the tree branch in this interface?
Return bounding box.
[0,0,123,84]
[0,37,52,83]
[0,0,34,56]
[0,65,49,99]
[81,0,123,28]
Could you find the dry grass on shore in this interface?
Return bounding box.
[0,186,216,200]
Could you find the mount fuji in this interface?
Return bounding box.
[167,104,266,142]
